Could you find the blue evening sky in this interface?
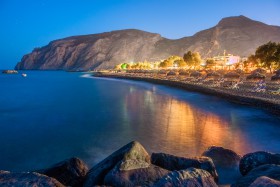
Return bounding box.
[0,0,280,69]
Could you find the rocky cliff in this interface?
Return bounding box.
[15,15,280,70]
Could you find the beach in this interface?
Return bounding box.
[92,71,280,115]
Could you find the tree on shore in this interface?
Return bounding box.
[159,56,184,68]
[249,42,280,72]
[205,58,215,69]
[121,63,128,69]
[175,59,187,67]
[183,51,202,69]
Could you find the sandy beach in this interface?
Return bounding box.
[92,72,280,115]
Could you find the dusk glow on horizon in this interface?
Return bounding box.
[0,0,280,69]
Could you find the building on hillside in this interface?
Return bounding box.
[201,52,242,70]
[212,54,240,66]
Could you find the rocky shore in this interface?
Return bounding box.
[2,70,18,74]
[1,141,280,186]
[92,72,280,115]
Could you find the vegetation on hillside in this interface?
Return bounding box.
[115,42,280,72]
[115,51,202,70]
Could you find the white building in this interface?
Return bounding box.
[213,54,240,66]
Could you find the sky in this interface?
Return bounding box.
[0,0,280,69]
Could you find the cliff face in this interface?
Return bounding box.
[15,16,280,70]
[16,30,166,70]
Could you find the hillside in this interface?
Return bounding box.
[15,15,280,70]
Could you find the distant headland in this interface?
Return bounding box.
[15,15,280,71]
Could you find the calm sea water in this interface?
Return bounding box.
[0,71,280,172]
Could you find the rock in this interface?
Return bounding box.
[15,16,280,71]
[0,170,9,174]
[84,141,150,186]
[2,70,18,74]
[104,159,169,186]
[118,158,150,171]
[151,152,218,182]
[202,146,241,185]
[232,164,280,187]
[0,170,64,187]
[36,157,88,187]
[249,176,280,187]
[202,146,241,168]
[153,167,218,187]
[239,151,280,175]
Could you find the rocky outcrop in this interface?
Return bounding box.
[84,141,150,186]
[153,168,218,187]
[36,157,88,187]
[239,151,280,175]
[249,176,280,187]
[2,70,18,74]
[0,170,64,187]
[232,164,280,187]
[202,146,241,168]
[151,152,218,182]
[104,159,169,186]
[202,146,242,185]
[15,16,280,71]
[2,141,280,186]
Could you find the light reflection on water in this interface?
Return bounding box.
[0,72,279,172]
[120,85,250,157]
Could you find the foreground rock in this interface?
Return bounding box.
[104,159,169,186]
[232,164,280,187]
[36,157,88,187]
[249,176,280,187]
[202,146,241,185]
[151,152,218,182]
[84,141,150,186]
[153,168,218,187]
[202,146,241,168]
[239,151,280,175]
[0,170,64,187]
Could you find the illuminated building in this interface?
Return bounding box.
[213,54,240,66]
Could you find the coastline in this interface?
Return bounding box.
[92,72,280,115]
[2,141,279,186]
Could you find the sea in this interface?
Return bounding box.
[0,71,280,172]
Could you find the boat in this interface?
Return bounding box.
[21,73,27,77]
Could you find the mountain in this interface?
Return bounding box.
[15,15,280,70]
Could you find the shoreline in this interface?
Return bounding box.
[1,141,279,186]
[92,72,280,115]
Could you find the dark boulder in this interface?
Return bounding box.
[202,146,242,185]
[36,157,88,187]
[104,159,169,186]
[202,146,241,168]
[151,152,218,182]
[153,167,218,187]
[239,151,280,175]
[0,170,64,187]
[249,176,280,187]
[232,164,280,187]
[84,141,150,186]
